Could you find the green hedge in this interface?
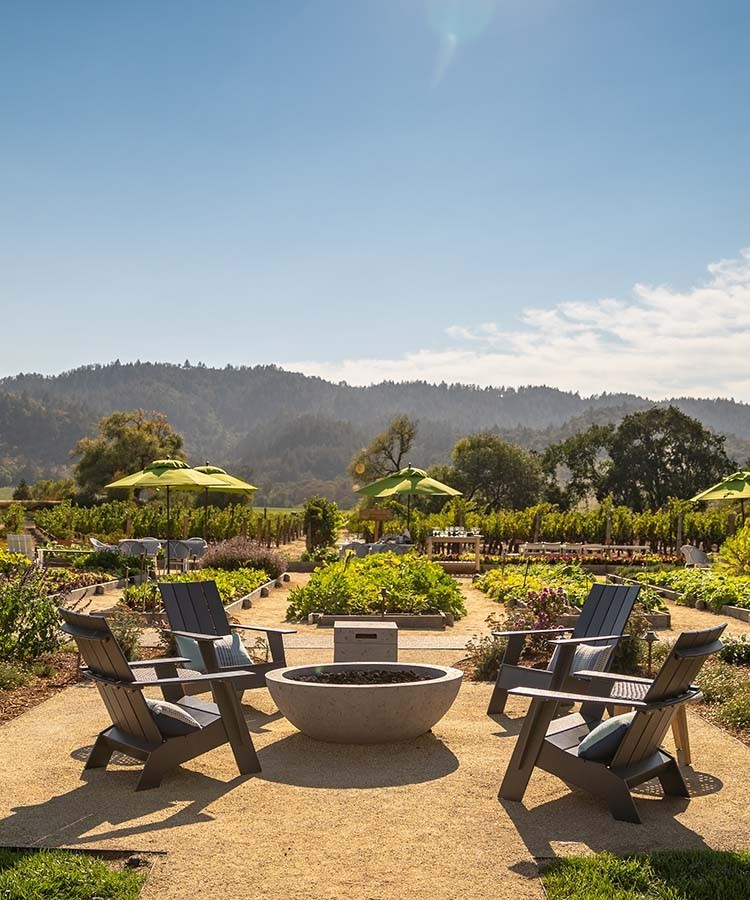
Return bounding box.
[286,552,467,620]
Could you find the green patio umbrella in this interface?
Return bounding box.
[356,464,461,530]
[105,459,226,572]
[194,463,258,538]
[690,471,750,521]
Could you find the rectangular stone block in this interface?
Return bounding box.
[333,621,398,662]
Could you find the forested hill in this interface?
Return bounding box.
[2,361,750,504]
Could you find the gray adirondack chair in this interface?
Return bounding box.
[158,580,295,699]
[487,583,641,715]
[499,624,726,823]
[60,606,261,790]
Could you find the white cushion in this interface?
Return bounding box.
[146,698,202,736]
[548,642,612,676]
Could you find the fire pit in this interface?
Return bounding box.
[266,662,462,744]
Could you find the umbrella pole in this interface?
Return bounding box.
[203,487,208,540]
[166,486,171,575]
[407,494,411,532]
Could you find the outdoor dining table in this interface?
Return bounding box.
[425,534,483,573]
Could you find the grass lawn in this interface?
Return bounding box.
[0,848,146,899]
[541,850,750,899]
[0,487,14,500]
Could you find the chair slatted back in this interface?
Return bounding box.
[8,534,34,560]
[59,607,162,745]
[611,624,725,768]
[573,583,641,644]
[158,580,231,637]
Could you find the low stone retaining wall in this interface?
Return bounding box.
[223,573,291,613]
[52,574,143,604]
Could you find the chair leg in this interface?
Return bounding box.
[135,752,169,791]
[658,759,690,799]
[211,680,261,775]
[487,680,509,715]
[84,735,113,770]
[266,632,287,667]
[487,634,525,715]
[606,781,642,824]
[499,697,559,802]
[672,706,691,767]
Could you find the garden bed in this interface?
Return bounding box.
[0,651,80,726]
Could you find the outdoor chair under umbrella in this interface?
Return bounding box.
[105,459,226,572]
[690,471,750,522]
[194,463,258,538]
[356,464,461,531]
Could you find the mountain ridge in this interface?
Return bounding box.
[2,361,749,504]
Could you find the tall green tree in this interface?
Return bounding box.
[72,410,185,497]
[348,415,418,484]
[602,406,735,511]
[450,432,543,511]
[542,424,614,509]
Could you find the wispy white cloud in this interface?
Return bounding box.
[286,248,750,401]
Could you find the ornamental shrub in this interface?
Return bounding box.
[718,523,750,576]
[0,567,63,662]
[286,551,467,620]
[199,536,286,579]
[464,615,507,681]
[303,496,340,550]
[718,633,750,666]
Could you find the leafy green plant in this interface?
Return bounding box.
[303,496,340,550]
[696,660,739,704]
[635,568,750,611]
[73,549,131,577]
[1,503,26,534]
[502,587,572,658]
[718,523,750,576]
[477,562,596,609]
[719,633,750,666]
[107,603,146,661]
[464,614,507,681]
[122,567,268,611]
[286,552,467,620]
[300,547,339,564]
[715,688,750,730]
[0,661,28,690]
[0,548,32,576]
[0,567,63,662]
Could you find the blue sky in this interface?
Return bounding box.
[2,1,750,398]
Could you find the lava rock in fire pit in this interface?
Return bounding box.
[287,669,433,685]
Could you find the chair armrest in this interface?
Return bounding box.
[491,627,573,638]
[231,625,297,635]
[507,685,648,708]
[84,669,250,689]
[572,670,653,684]
[166,629,224,645]
[129,657,191,668]
[548,633,625,646]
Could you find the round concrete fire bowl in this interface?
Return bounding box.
[265,662,463,744]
